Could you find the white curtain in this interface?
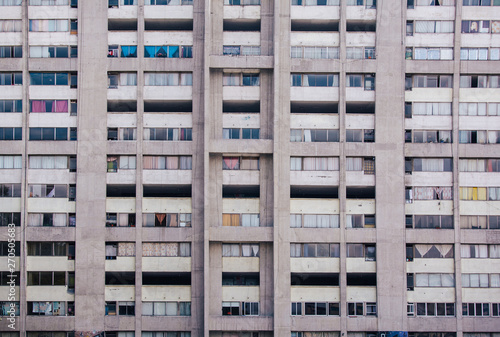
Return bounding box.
[436,21,454,33]
[415,21,435,33]
[346,157,362,171]
[120,73,137,86]
[179,243,191,256]
[290,214,301,228]
[42,156,55,169]
[303,214,316,228]
[241,244,251,257]
[54,156,67,169]
[154,302,167,316]
[490,274,500,287]
[441,48,453,60]
[53,214,66,226]
[290,243,301,257]
[317,214,331,228]
[290,157,301,170]
[28,213,42,226]
[346,215,353,228]
[180,73,192,85]
[303,157,315,170]
[490,245,500,258]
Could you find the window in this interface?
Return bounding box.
[346,47,376,59]
[27,213,76,227]
[0,184,21,197]
[410,302,455,316]
[27,242,75,258]
[346,74,375,90]
[105,301,135,316]
[106,213,135,227]
[146,0,193,4]
[406,244,454,259]
[292,0,339,5]
[30,100,70,113]
[346,214,376,228]
[302,302,335,316]
[459,187,487,200]
[408,47,453,60]
[223,128,260,139]
[144,46,192,58]
[291,46,339,59]
[0,0,22,5]
[222,302,259,316]
[29,0,70,5]
[0,156,21,169]
[108,45,137,58]
[291,243,340,257]
[105,242,135,259]
[347,302,377,316]
[222,213,260,227]
[142,242,191,257]
[144,72,192,85]
[30,72,74,86]
[460,48,489,60]
[0,212,21,226]
[291,74,339,87]
[29,127,77,141]
[144,128,192,141]
[460,102,500,116]
[222,243,259,257]
[462,274,500,287]
[406,215,453,229]
[405,158,452,173]
[408,75,453,89]
[459,130,500,144]
[29,156,76,171]
[28,184,73,198]
[406,186,453,202]
[107,127,137,141]
[461,215,500,229]
[27,271,71,286]
[106,156,136,172]
[223,157,259,170]
[142,302,191,316]
[345,157,375,174]
[222,73,260,86]
[464,0,500,5]
[0,20,22,32]
[0,46,22,58]
[290,214,340,228]
[411,21,454,33]
[224,0,261,4]
[28,301,73,316]
[413,273,455,287]
[461,244,500,258]
[406,102,452,117]
[346,0,376,7]
[460,75,500,88]
[0,73,22,85]
[345,130,375,143]
[0,302,20,316]
[0,127,22,140]
[462,303,492,316]
[408,130,452,143]
[142,213,191,227]
[461,20,500,33]
[346,244,376,261]
[108,73,137,88]
[223,45,261,56]
[290,157,339,171]
[29,19,69,32]
[290,129,340,142]
[143,156,192,170]
[0,100,21,113]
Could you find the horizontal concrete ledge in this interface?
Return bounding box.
[345,315,378,331]
[208,139,273,154]
[142,227,195,242]
[107,58,196,72]
[462,317,500,332]
[461,229,500,244]
[209,55,274,69]
[405,60,454,74]
[209,226,273,242]
[290,142,341,157]
[26,227,76,241]
[27,141,78,155]
[405,143,453,157]
[0,141,23,155]
[291,315,341,330]
[141,316,193,331]
[104,315,135,331]
[105,227,137,241]
[290,228,341,242]
[208,315,273,331]
[459,144,500,158]
[26,316,76,331]
[460,60,500,74]
[0,58,22,71]
[406,229,455,244]
[28,58,79,72]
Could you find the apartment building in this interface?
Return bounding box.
[0,0,499,336]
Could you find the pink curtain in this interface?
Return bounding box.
[31,100,45,112]
[223,157,239,170]
[55,100,68,112]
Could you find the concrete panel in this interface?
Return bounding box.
[0,6,21,19]
[290,286,340,302]
[222,113,260,128]
[406,34,454,47]
[461,259,500,273]
[406,7,455,20]
[290,32,340,47]
[290,171,340,186]
[459,116,500,130]
[346,258,376,272]
[27,199,75,213]
[0,257,20,272]
[405,200,454,215]
[0,198,21,212]
[407,287,455,302]
[143,86,193,100]
[222,170,260,185]
[208,139,273,153]
[144,5,193,19]
[107,87,137,100]
[0,113,22,127]
[105,285,135,301]
[28,6,77,19]
[107,170,137,184]
[143,113,193,127]
[290,6,340,20]
[290,114,339,129]
[345,171,375,186]
[290,87,340,102]
[107,31,138,45]
[0,286,20,301]
[222,286,259,301]
[142,170,192,185]
[106,198,136,212]
[290,228,341,242]
[222,198,259,213]
[345,32,376,47]
[142,197,192,212]
[460,201,500,215]
[405,88,453,102]
[345,286,376,302]
[142,257,192,272]
[223,5,261,19]
[345,199,375,214]
[141,285,191,301]
[29,86,77,100]
[144,31,193,45]
[407,259,455,273]
[0,33,22,46]
[28,32,77,46]
[222,257,260,272]
[462,288,500,302]
[26,257,75,272]
[345,114,374,129]
[222,86,260,101]
[104,257,136,272]
[0,86,22,99]
[461,34,500,49]
[290,258,340,273]
[29,114,77,128]
[461,6,500,20]
[26,286,75,301]
[223,32,261,45]
[410,172,453,187]
[0,169,22,183]
[460,172,500,187]
[406,116,452,130]
[108,6,138,19]
[290,199,340,213]
[346,7,376,20]
[459,88,500,103]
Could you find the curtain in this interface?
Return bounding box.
[53,214,66,226]
[346,157,362,171]
[54,156,67,169]
[154,302,166,316]
[290,214,301,227]
[490,245,500,258]
[303,214,316,228]
[166,156,178,169]
[118,242,135,256]
[415,21,435,33]
[223,157,239,170]
[290,157,301,170]
[166,243,179,256]
[303,157,315,170]
[241,244,251,257]
[120,73,136,86]
[179,243,190,256]
[491,274,500,287]
[31,100,45,112]
[346,215,353,228]
[28,213,42,226]
[29,156,42,169]
[290,243,301,257]
[181,73,192,85]
[106,244,117,257]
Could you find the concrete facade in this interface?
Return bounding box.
[0,0,500,336]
